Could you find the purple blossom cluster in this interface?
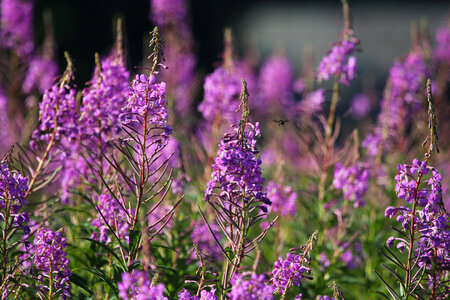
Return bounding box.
[362,132,381,157]
[80,56,130,142]
[0,89,12,153]
[150,0,196,118]
[150,0,187,27]
[204,122,270,207]
[32,82,79,144]
[0,163,30,233]
[434,25,450,65]
[191,220,222,261]
[33,228,71,299]
[118,271,167,300]
[256,55,295,116]
[271,253,310,295]
[385,159,449,270]
[228,273,274,300]
[91,194,129,244]
[198,66,243,125]
[23,55,58,93]
[265,181,297,217]
[120,73,169,130]
[178,288,218,300]
[298,89,326,116]
[350,94,371,119]
[333,163,369,207]
[0,0,34,57]
[317,296,335,300]
[317,36,358,86]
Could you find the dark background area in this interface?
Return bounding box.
[32,0,450,92]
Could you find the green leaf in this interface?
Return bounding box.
[81,238,127,271]
[70,273,94,295]
[128,228,141,254]
[81,267,118,296]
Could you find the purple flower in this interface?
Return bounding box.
[32,81,79,144]
[362,132,381,157]
[333,163,369,207]
[178,288,218,300]
[150,0,187,27]
[33,228,71,299]
[204,122,270,207]
[386,159,449,272]
[228,273,274,300]
[0,0,34,57]
[317,36,358,86]
[298,89,326,116]
[191,220,222,261]
[350,94,371,119]
[198,66,243,125]
[120,73,169,129]
[80,55,130,142]
[118,270,167,300]
[434,25,450,65]
[91,194,129,244]
[23,55,58,93]
[271,253,310,295]
[265,181,296,217]
[0,163,29,233]
[256,54,295,116]
[317,296,335,300]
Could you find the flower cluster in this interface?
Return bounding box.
[434,25,450,65]
[271,253,310,295]
[256,55,295,115]
[33,228,71,299]
[32,83,78,144]
[178,288,218,300]
[80,56,130,142]
[91,194,129,244]
[333,163,369,207]
[0,0,34,57]
[150,0,196,118]
[204,122,270,206]
[377,51,428,144]
[298,89,325,116]
[150,0,187,27]
[120,74,169,129]
[362,132,381,157]
[118,271,167,300]
[385,159,449,270]
[198,66,243,125]
[317,296,335,300]
[228,273,274,300]
[350,94,371,119]
[191,220,222,261]
[0,163,30,233]
[265,181,297,217]
[317,36,358,86]
[23,55,58,93]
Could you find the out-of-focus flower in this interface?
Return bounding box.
[350,94,371,119]
[118,270,167,300]
[0,0,34,57]
[23,55,58,93]
[228,273,274,300]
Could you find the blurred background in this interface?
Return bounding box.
[33,0,450,92]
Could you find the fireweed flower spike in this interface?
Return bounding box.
[100,27,180,272]
[203,79,275,297]
[271,231,317,299]
[0,157,30,298]
[379,80,449,299]
[32,228,71,299]
[118,270,168,300]
[27,52,77,197]
[228,273,274,300]
[0,0,34,58]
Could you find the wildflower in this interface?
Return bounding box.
[118,271,167,300]
[91,194,129,244]
[333,163,369,207]
[228,273,274,300]
[33,228,71,299]
[271,253,310,295]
